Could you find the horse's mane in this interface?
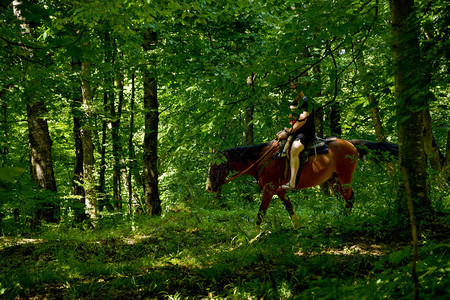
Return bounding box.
[224,142,271,162]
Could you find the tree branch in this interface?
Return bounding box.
[0,26,86,50]
[275,40,345,90]
[328,41,339,104]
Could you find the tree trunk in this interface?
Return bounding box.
[0,84,13,164]
[390,0,431,212]
[26,106,55,184]
[117,71,133,213]
[127,72,140,215]
[111,69,124,211]
[244,73,256,202]
[422,108,445,172]
[98,31,114,212]
[443,130,450,181]
[14,0,59,225]
[420,24,450,184]
[1,98,7,165]
[98,91,110,212]
[390,0,427,298]
[312,65,329,194]
[71,94,87,222]
[245,73,255,146]
[80,61,97,221]
[368,95,385,142]
[142,30,161,216]
[104,33,124,212]
[357,53,386,142]
[329,103,341,137]
[26,100,59,223]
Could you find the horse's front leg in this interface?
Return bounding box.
[256,185,275,227]
[277,190,300,228]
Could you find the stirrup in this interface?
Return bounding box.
[280,184,294,190]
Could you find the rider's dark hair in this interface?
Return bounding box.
[290,96,308,110]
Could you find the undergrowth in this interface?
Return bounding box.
[1,162,449,299]
[1,204,449,299]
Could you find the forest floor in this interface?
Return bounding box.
[1,203,449,299]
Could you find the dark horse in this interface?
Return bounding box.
[206,138,397,227]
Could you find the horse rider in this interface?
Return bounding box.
[276,91,315,189]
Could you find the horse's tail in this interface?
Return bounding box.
[348,139,398,162]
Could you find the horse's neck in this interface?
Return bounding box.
[228,159,254,173]
[224,142,273,175]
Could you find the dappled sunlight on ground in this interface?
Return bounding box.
[1,206,448,299]
[295,242,385,257]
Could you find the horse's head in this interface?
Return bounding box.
[205,153,229,194]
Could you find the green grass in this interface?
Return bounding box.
[1,163,449,299]
[1,202,449,299]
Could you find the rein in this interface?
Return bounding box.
[223,139,280,185]
[209,140,280,207]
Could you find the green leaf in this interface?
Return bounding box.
[389,247,411,264]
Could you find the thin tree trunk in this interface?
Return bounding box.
[245,73,255,146]
[80,61,97,221]
[1,97,8,165]
[244,73,256,202]
[71,94,87,222]
[311,62,328,194]
[142,30,161,216]
[329,103,341,137]
[98,91,109,212]
[0,84,13,164]
[368,95,385,142]
[422,108,445,172]
[117,70,131,212]
[98,31,113,212]
[106,34,123,212]
[357,53,386,142]
[111,69,124,211]
[443,130,450,181]
[419,29,448,183]
[127,72,140,215]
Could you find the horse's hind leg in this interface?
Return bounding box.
[277,191,300,228]
[327,173,354,210]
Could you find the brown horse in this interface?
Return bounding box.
[206,138,361,227]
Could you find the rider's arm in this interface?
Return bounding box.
[285,110,309,135]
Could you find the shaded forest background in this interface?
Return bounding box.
[0,0,449,299]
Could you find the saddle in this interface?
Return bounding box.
[306,137,335,158]
[279,136,334,161]
[283,137,336,182]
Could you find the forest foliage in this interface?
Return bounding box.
[0,0,449,299]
